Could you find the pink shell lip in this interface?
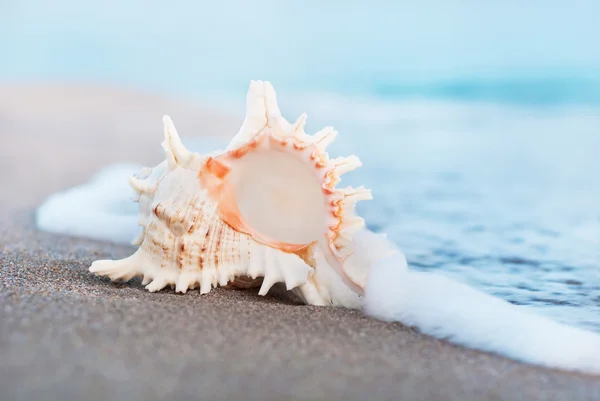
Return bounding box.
[198,131,318,254]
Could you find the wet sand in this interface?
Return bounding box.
[1,83,599,401]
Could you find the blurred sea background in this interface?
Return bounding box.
[1,0,599,331]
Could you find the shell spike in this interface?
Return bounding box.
[162,115,192,168]
[129,176,155,194]
[264,81,281,121]
[313,126,338,150]
[89,254,141,282]
[200,277,212,295]
[145,278,168,293]
[175,273,194,294]
[264,81,292,133]
[332,155,362,176]
[228,80,268,149]
[341,186,373,203]
[292,113,308,138]
[164,148,177,169]
[132,229,145,246]
[258,275,277,296]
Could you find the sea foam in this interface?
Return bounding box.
[362,245,600,375]
[36,163,143,244]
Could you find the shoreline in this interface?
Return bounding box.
[1,82,599,400]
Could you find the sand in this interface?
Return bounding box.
[0,83,599,401]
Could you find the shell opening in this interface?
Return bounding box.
[227,148,326,246]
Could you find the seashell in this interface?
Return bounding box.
[89,80,396,307]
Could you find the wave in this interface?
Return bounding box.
[364,249,600,376]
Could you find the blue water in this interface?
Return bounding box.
[3,1,600,331]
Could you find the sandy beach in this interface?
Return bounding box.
[1,83,599,401]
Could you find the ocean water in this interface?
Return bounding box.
[3,0,600,359]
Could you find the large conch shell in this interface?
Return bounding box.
[89,81,397,307]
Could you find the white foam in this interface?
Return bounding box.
[36,163,143,244]
[363,250,600,375]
